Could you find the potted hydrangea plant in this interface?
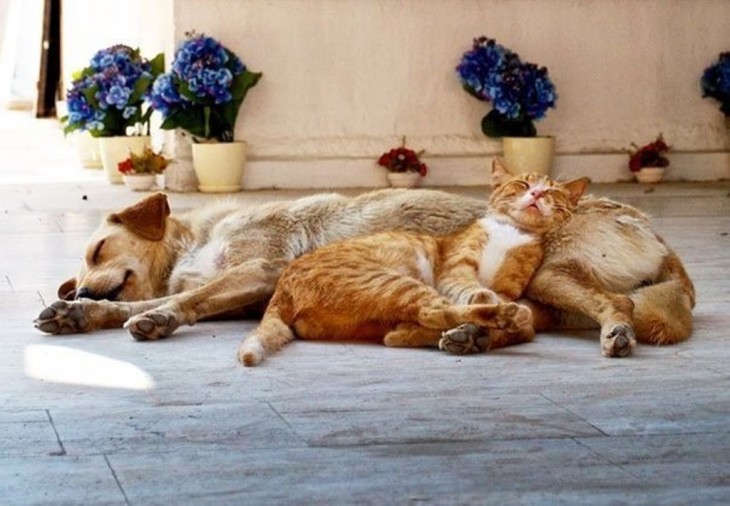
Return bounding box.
[377,137,428,187]
[456,36,558,175]
[150,32,262,192]
[63,45,163,183]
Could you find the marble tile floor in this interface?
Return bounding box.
[1,111,729,504]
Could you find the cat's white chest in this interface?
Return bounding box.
[477,217,535,286]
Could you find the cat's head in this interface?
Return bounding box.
[488,157,589,233]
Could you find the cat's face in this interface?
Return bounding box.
[489,158,589,233]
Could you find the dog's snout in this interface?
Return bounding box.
[75,287,99,300]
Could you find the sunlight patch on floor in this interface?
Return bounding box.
[24,344,156,390]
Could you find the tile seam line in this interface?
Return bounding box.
[104,454,132,506]
[44,409,66,456]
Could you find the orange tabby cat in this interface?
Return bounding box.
[238,159,589,366]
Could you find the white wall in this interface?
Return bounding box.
[61,0,170,87]
[0,0,43,109]
[65,0,730,186]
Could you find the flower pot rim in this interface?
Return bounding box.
[502,134,555,139]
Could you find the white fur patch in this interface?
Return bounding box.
[415,251,434,286]
[477,217,535,286]
[177,238,228,279]
[238,338,265,366]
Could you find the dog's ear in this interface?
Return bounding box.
[58,278,77,300]
[108,193,170,241]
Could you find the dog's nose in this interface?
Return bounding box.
[75,287,98,300]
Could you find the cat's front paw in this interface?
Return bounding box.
[601,323,636,357]
[468,289,499,305]
[494,303,533,332]
[439,323,489,355]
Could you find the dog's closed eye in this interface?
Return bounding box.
[90,240,105,265]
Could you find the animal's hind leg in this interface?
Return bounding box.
[526,267,635,358]
[126,258,286,341]
[238,302,295,367]
[383,323,442,349]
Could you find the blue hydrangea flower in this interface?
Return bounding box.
[63,44,159,135]
[150,34,247,120]
[701,52,730,115]
[148,32,262,141]
[456,36,557,130]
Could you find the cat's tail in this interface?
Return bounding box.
[630,251,695,345]
[417,302,532,333]
[238,303,295,367]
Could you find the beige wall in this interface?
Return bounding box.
[64,0,730,186]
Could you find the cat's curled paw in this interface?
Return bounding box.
[468,289,499,305]
[439,324,489,355]
[494,302,533,332]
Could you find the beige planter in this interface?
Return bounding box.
[191,141,246,193]
[98,136,151,184]
[122,174,157,191]
[634,167,665,184]
[74,131,102,169]
[502,136,555,176]
[386,172,422,188]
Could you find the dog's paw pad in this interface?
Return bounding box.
[126,311,178,341]
[439,324,489,355]
[34,300,88,335]
[601,323,636,358]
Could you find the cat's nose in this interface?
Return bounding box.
[530,189,545,199]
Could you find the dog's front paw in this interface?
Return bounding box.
[439,323,489,355]
[125,310,179,341]
[601,323,636,358]
[34,300,90,335]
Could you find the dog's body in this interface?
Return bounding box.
[35,187,695,358]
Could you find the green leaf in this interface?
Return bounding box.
[149,53,165,77]
[231,70,262,101]
[130,75,151,103]
[161,108,208,139]
[220,99,242,132]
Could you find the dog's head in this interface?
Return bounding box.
[59,193,171,302]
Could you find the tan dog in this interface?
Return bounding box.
[34,184,694,359]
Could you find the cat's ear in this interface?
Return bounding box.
[490,156,513,186]
[563,177,591,206]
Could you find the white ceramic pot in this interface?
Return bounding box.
[122,174,157,191]
[634,167,665,184]
[502,136,555,176]
[191,141,246,192]
[98,136,151,184]
[386,172,422,188]
[74,131,102,169]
